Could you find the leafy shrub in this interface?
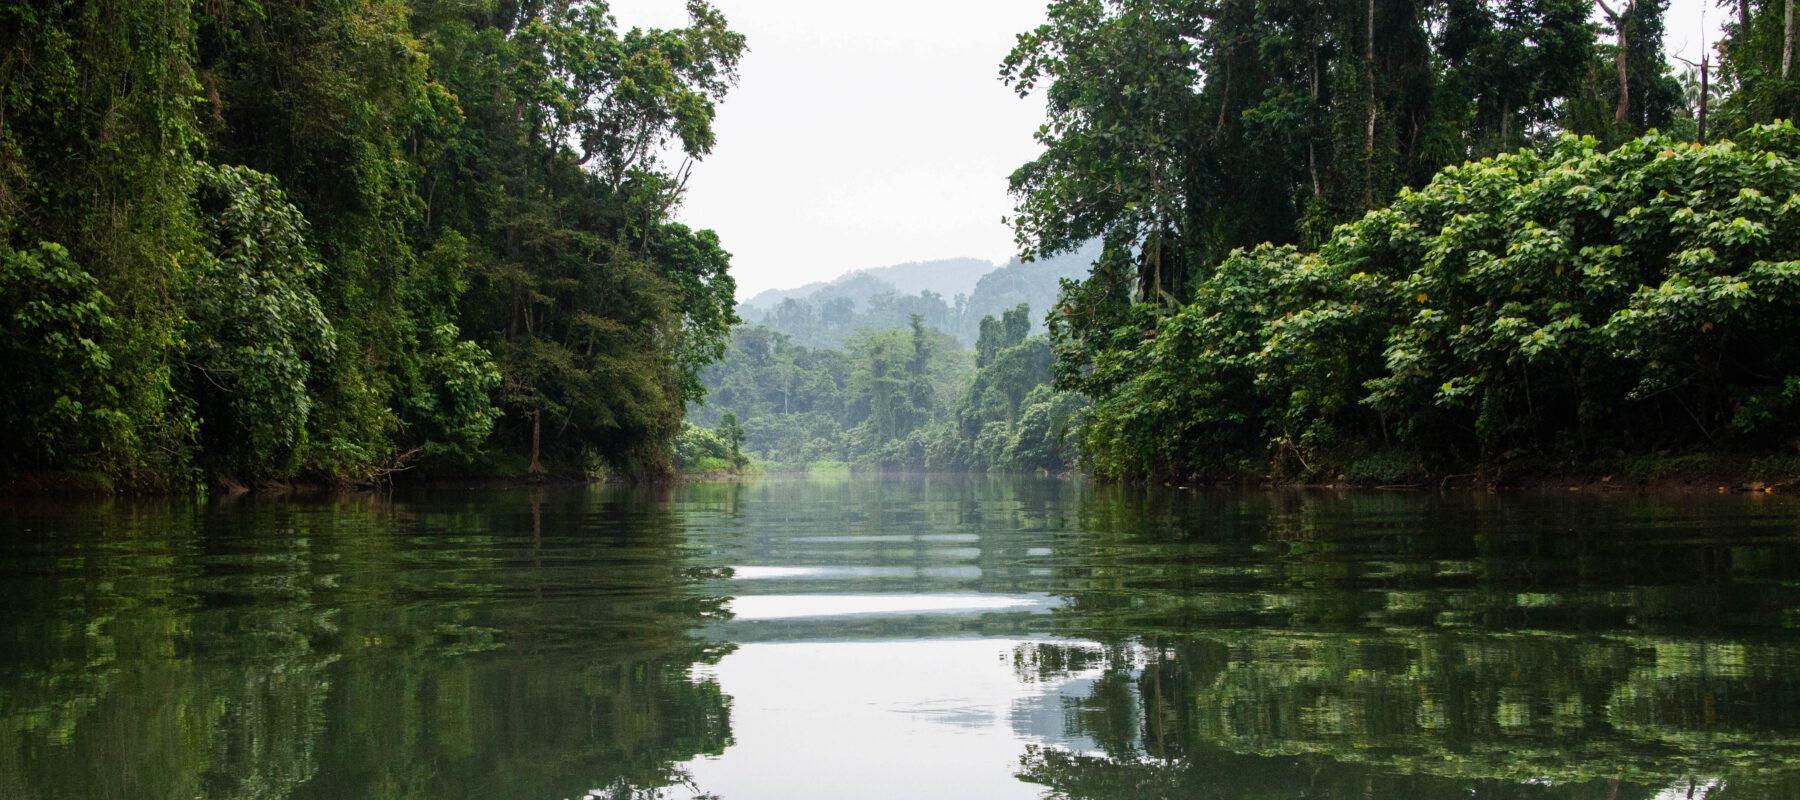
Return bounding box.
[1345,450,1423,484]
[673,412,748,473]
[182,164,336,477]
[0,242,127,466]
[412,323,503,461]
[1079,124,1800,481]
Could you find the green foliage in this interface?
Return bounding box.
[0,243,128,466]
[843,319,972,469]
[183,164,337,477]
[0,0,746,487]
[1362,126,1800,456]
[696,304,1084,474]
[413,323,504,462]
[931,304,1088,473]
[1077,124,1800,481]
[0,0,206,484]
[690,324,854,467]
[654,223,741,407]
[1004,0,1606,310]
[426,0,746,479]
[1715,0,1800,128]
[1344,448,1423,483]
[673,411,748,473]
[1004,0,1720,484]
[1003,383,1089,472]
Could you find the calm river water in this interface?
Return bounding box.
[3,476,1799,799]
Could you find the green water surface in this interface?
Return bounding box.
[2,476,1798,799]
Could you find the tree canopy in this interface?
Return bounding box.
[0,0,745,485]
[1004,0,1800,483]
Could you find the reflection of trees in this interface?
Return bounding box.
[0,498,332,800]
[721,474,1082,597]
[1016,489,1800,797]
[1019,745,1666,800]
[0,488,734,799]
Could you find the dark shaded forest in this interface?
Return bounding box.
[1,0,743,488]
[1010,0,1800,483]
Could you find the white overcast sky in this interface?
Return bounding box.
[607,0,1050,299]
[608,0,1723,299]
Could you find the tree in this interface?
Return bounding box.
[0,0,747,486]
[1007,0,1605,414]
[420,0,745,477]
[1074,124,1800,482]
[1717,0,1800,125]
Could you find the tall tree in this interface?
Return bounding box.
[0,0,746,486]
[1717,0,1800,124]
[1596,0,1637,123]
[0,0,206,484]
[1005,0,1598,402]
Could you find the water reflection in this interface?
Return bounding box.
[727,593,1057,620]
[1014,486,1800,799]
[0,490,733,800]
[678,639,1100,800]
[1,479,1798,799]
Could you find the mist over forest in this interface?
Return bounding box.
[735,243,1099,349]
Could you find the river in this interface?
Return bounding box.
[2,476,1797,798]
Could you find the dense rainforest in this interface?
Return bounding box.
[8,0,1800,488]
[690,0,1800,484]
[677,250,1093,475]
[0,0,743,488]
[999,0,1800,483]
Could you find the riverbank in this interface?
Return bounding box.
[9,451,1799,497]
[1200,451,1800,495]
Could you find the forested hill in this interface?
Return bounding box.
[737,242,1100,349]
[686,306,1086,475]
[1,1,744,488]
[742,257,995,312]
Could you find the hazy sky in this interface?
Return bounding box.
[609,0,1723,299]
[608,0,1050,299]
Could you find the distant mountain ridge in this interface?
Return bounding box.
[741,256,996,314]
[736,242,1101,350]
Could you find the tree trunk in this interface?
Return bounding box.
[1700,54,1709,144]
[529,410,542,475]
[1311,14,1322,197]
[1598,0,1633,125]
[1366,0,1376,157]
[1310,142,1322,197]
[1365,0,1377,208]
[1213,55,1232,135]
[1785,0,1794,81]
[1614,8,1631,124]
